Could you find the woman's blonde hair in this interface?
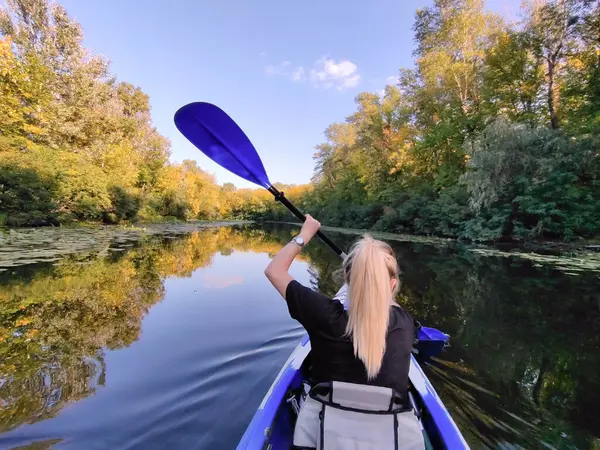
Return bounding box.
[342,235,400,379]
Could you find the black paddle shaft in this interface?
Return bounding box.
[267,186,346,259]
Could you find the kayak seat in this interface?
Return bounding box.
[292,381,426,450]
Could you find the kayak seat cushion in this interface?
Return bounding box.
[293,381,426,450]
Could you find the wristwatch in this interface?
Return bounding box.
[292,236,305,248]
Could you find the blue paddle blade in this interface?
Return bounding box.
[174,102,272,188]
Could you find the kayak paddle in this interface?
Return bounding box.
[174,102,346,259]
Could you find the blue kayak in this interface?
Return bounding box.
[237,287,470,449]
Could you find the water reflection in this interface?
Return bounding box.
[393,244,600,449]
[0,224,598,449]
[0,226,297,435]
[285,228,600,448]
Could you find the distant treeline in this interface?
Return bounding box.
[1,0,599,242]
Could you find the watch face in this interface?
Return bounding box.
[294,236,304,245]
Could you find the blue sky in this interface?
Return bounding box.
[59,0,520,188]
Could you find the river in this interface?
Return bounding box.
[0,224,599,449]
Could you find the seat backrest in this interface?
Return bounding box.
[294,381,425,450]
[330,381,397,411]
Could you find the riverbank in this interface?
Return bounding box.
[2,220,598,276]
[5,218,597,252]
[276,221,599,253]
[274,221,600,275]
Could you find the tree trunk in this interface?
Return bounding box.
[547,57,560,129]
[501,201,519,241]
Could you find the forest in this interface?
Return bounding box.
[248,0,600,242]
[0,0,233,226]
[1,0,599,242]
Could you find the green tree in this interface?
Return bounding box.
[481,30,545,126]
[560,0,600,135]
[523,0,582,130]
[405,0,503,183]
[0,0,182,225]
[462,119,600,240]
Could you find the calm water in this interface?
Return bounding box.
[0,224,599,449]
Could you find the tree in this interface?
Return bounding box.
[1,0,599,242]
[482,31,545,126]
[524,0,581,129]
[0,38,53,147]
[0,0,173,225]
[560,0,600,134]
[400,0,504,186]
[462,119,600,240]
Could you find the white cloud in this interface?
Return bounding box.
[264,61,306,82]
[310,57,360,91]
[203,274,244,289]
[376,75,400,97]
[292,66,306,82]
[263,56,361,91]
[264,61,290,76]
[386,75,399,85]
[259,51,267,57]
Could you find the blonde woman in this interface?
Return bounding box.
[264,215,414,397]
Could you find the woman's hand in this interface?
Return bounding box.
[299,215,321,243]
[264,214,320,299]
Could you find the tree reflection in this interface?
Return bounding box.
[1,224,599,447]
[0,226,297,432]
[301,228,600,448]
